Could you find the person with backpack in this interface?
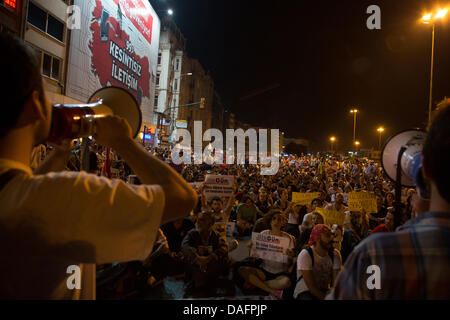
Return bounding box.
[293,224,342,300]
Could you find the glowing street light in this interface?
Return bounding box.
[330,136,336,152]
[354,140,360,146]
[168,9,174,15]
[377,127,385,150]
[420,7,448,126]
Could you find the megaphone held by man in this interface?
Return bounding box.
[48,87,142,144]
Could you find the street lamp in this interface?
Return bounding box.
[168,9,174,16]
[377,127,384,150]
[330,136,336,152]
[349,108,359,143]
[421,8,448,126]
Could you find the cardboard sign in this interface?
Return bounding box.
[203,175,235,200]
[316,207,346,226]
[292,192,320,206]
[226,222,236,238]
[250,232,290,263]
[348,192,377,213]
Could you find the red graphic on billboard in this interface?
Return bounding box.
[89,0,151,104]
[113,0,153,45]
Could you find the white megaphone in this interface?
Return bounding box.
[48,87,142,144]
[381,129,429,199]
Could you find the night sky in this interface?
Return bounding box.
[150,0,450,151]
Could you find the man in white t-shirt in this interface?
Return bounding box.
[0,34,198,299]
[294,224,342,300]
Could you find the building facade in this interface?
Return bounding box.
[23,0,79,105]
[176,57,214,144]
[154,16,187,147]
[16,0,161,134]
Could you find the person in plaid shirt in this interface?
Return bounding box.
[327,105,450,300]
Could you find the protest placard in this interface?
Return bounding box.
[315,207,346,226]
[292,192,320,206]
[250,232,290,263]
[348,192,377,213]
[203,175,235,200]
[226,222,236,238]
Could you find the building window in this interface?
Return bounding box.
[176,59,180,71]
[157,53,162,65]
[27,1,65,42]
[47,15,64,42]
[154,95,158,107]
[39,51,61,80]
[156,73,160,86]
[174,79,178,91]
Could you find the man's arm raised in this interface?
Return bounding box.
[95,116,198,224]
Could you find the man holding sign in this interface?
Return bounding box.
[203,174,236,200]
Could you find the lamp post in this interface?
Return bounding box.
[350,108,359,145]
[330,136,336,153]
[421,8,448,126]
[354,140,360,154]
[377,127,384,150]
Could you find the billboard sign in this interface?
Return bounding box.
[176,120,188,128]
[66,0,160,123]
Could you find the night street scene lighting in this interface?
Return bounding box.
[0,0,449,312]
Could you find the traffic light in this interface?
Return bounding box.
[200,97,206,109]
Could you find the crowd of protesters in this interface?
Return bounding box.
[32,138,431,300]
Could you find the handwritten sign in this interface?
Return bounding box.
[316,207,346,226]
[226,222,236,238]
[250,232,290,263]
[203,175,235,200]
[348,192,377,213]
[292,192,320,206]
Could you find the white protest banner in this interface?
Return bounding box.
[250,232,290,263]
[203,175,235,200]
[292,192,320,206]
[348,192,377,213]
[226,222,236,238]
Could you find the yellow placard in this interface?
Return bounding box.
[292,192,320,206]
[316,207,346,226]
[348,192,377,213]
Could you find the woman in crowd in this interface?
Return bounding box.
[238,213,296,299]
[341,211,366,263]
[285,204,306,239]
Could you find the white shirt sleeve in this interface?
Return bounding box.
[5,171,165,264]
[333,249,342,270]
[297,248,313,271]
